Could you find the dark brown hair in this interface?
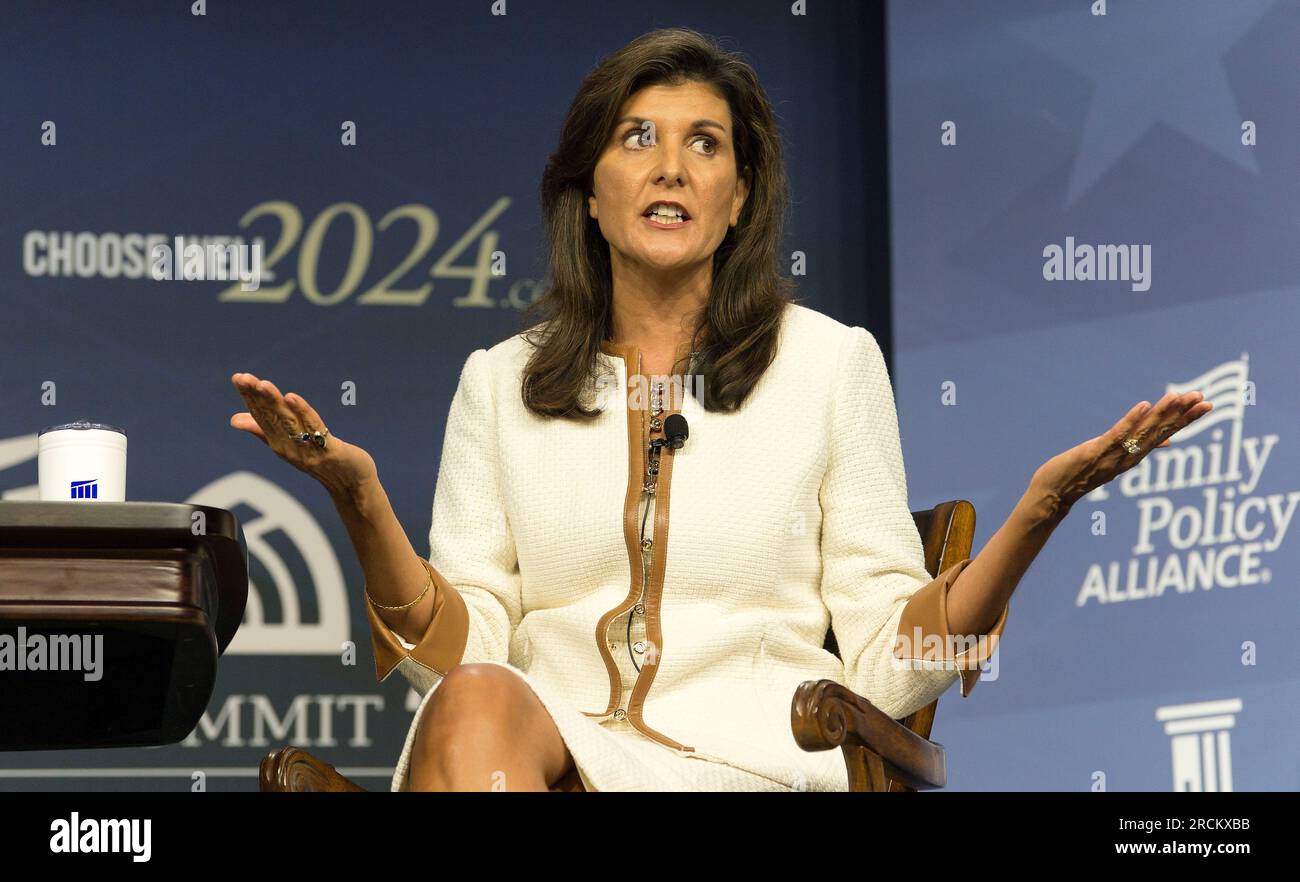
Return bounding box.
[519,27,794,419]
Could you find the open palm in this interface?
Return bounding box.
[1030,390,1214,520]
[229,372,377,498]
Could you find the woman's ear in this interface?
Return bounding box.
[730,165,752,227]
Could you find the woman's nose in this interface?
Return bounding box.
[651,145,686,187]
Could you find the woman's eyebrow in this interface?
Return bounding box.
[615,116,728,133]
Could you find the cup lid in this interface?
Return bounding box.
[38,420,127,437]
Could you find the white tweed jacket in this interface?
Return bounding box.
[366,301,1008,789]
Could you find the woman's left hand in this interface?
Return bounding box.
[1029,390,1215,521]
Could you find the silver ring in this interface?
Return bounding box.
[289,428,330,449]
[1121,437,1142,455]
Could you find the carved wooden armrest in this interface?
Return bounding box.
[259,747,367,792]
[791,679,947,791]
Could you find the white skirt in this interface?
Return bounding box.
[391,660,799,792]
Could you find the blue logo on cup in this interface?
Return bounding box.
[70,479,99,499]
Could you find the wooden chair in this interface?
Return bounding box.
[260,499,976,793]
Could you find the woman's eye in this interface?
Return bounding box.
[691,136,717,155]
[619,130,717,154]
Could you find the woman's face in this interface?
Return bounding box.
[588,80,750,276]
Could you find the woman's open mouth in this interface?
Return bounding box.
[642,201,692,228]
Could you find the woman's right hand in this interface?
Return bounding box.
[229,372,378,499]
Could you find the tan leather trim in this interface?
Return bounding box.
[585,339,696,751]
[891,556,1008,698]
[366,556,470,683]
[585,339,643,718]
[624,411,693,751]
[625,338,695,750]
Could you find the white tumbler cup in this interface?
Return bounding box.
[37,421,128,502]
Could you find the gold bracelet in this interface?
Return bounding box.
[365,565,433,611]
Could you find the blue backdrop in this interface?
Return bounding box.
[888,0,1299,791]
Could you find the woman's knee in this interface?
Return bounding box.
[408,663,573,789]
[413,664,526,753]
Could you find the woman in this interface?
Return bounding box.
[229,28,1212,791]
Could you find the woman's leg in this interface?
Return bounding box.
[408,663,579,792]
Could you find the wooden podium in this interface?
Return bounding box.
[0,501,247,751]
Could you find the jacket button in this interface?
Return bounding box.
[641,538,652,551]
[633,603,645,614]
[633,641,646,654]
[613,708,627,720]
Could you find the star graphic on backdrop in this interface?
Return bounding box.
[1007,0,1275,205]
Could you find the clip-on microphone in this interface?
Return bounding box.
[649,413,689,453]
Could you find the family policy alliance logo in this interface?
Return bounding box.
[1075,354,1297,606]
[1155,698,1242,792]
